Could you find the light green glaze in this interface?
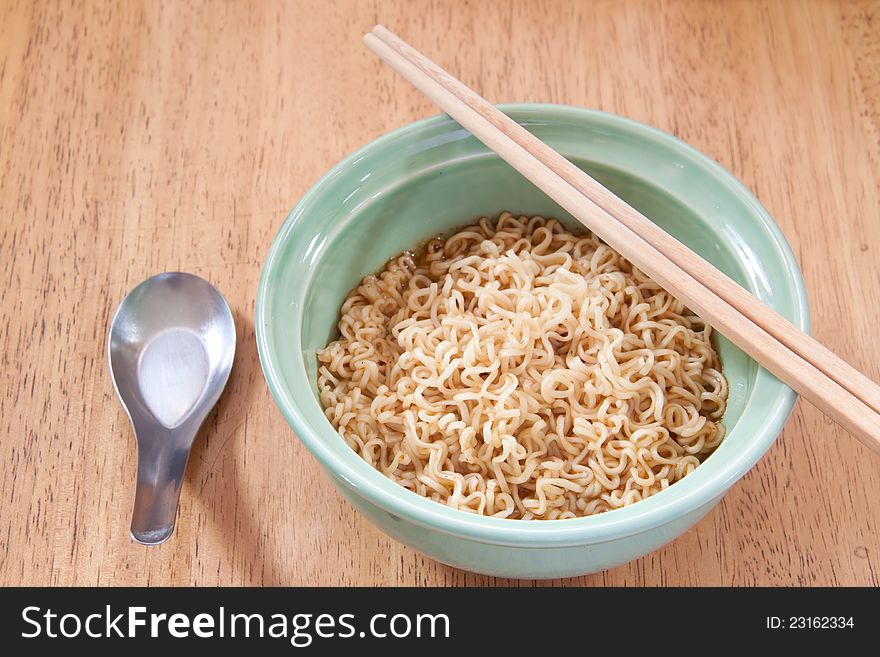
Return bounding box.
[256,105,809,578]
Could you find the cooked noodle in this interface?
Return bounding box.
[317,213,727,519]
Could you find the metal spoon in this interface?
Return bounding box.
[108,272,235,545]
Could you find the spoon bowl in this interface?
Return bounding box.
[108,272,235,545]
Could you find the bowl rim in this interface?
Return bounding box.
[256,103,810,548]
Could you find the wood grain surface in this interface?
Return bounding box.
[1,0,878,587]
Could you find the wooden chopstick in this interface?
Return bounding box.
[371,24,880,420]
[363,26,880,453]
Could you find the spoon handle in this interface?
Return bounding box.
[130,426,196,545]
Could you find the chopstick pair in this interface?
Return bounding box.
[363,25,880,453]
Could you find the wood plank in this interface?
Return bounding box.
[1,0,877,586]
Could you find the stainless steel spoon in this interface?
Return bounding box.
[108,272,235,545]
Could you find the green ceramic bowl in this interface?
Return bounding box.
[256,104,809,578]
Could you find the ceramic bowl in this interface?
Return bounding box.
[256,104,809,578]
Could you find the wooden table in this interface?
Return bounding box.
[2,0,878,587]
